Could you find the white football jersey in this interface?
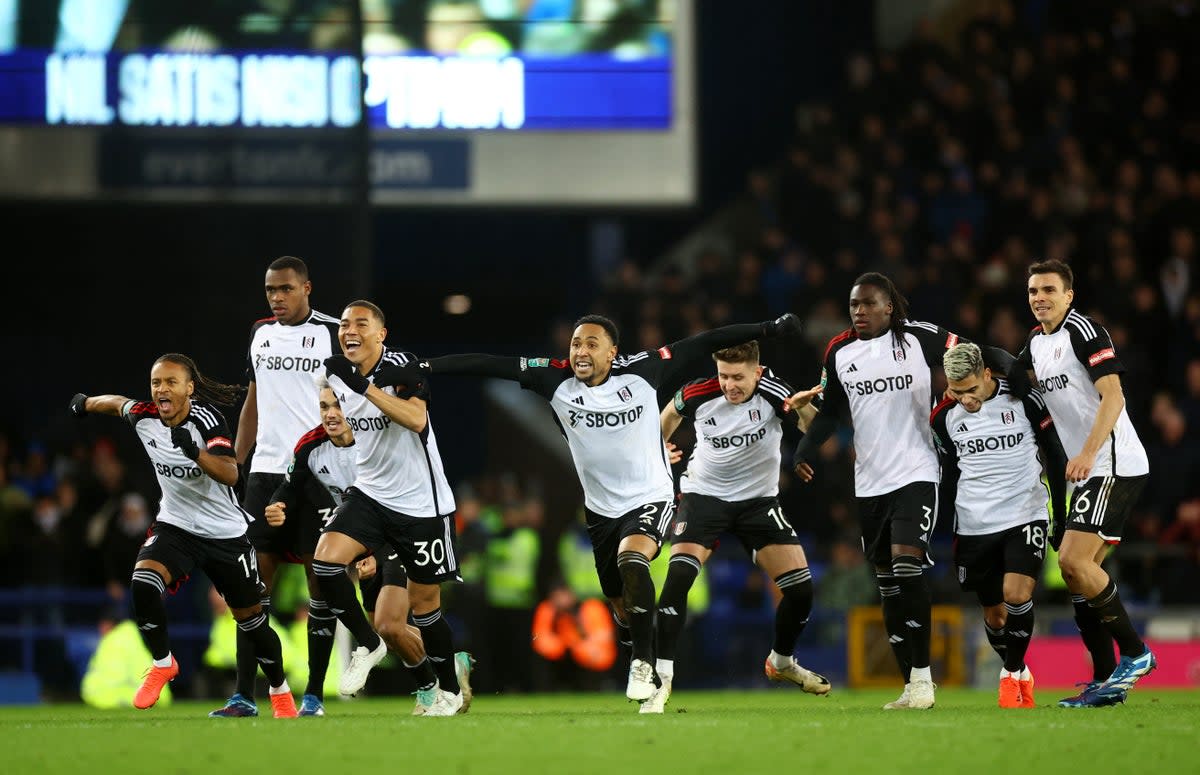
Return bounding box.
[244,310,340,474]
[817,321,961,497]
[326,348,456,517]
[125,399,251,539]
[520,351,674,518]
[673,370,792,501]
[305,437,358,506]
[278,424,358,521]
[931,380,1053,535]
[1019,309,1148,477]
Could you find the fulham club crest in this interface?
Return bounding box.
[674,521,687,536]
[1001,410,1015,425]
[893,347,906,362]
[618,386,633,403]
[749,408,761,422]
[302,336,315,348]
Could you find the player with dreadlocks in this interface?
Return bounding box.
[69,354,298,717]
[789,273,1012,710]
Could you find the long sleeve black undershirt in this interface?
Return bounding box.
[423,353,522,380]
[424,322,773,385]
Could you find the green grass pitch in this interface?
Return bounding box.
[3,689,1197,774]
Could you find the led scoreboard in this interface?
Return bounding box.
[0,0,695,205]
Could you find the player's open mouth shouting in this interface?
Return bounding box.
[322,407,345,435]
[152,379,186,422]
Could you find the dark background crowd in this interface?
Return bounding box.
[1,0,1198,699]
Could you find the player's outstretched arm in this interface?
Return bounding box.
[653,314,803,390]
[69,393,132,418]
[784,385,823,432]
[423,354,525,380]
[675,313,801,354]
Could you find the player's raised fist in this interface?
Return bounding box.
[763,313,803,338]
[170,425,200,460]
[69,393,89,417]
[264,501,287,527]
[324,355,369,394]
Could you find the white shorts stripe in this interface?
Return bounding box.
[1092,476,1115,526]
[442,514,457,572]
[657,501,674,536]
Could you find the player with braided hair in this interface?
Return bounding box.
[69,353,297,717]
[792,273,1014,710]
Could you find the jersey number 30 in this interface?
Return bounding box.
[413,539,447,566]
